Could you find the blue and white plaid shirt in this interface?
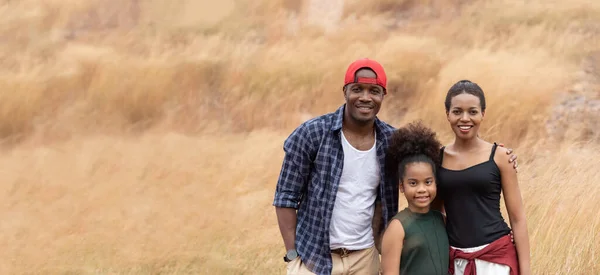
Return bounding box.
[273,104,398,275]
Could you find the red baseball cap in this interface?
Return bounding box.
[343,58,387,93]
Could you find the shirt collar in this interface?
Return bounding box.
[331,104,345,131]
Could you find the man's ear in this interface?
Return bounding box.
[343,85,352,101]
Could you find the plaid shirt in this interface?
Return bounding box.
[273,104,398,275]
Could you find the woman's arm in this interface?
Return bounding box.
[381,219,405,275]
[496,147,531,275]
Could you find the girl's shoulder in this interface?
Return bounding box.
[392,207,412,222]
[384,215,406,239]
[430,210,446,221]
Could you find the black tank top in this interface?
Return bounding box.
[436,142,511,248]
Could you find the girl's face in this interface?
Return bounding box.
[446,93,485,140]
[400,162,437,213]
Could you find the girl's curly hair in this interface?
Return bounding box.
[385,121,442,183]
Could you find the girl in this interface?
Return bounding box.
[436,80,531,275]
[381,121,449,275]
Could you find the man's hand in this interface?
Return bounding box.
[498,143,518,173]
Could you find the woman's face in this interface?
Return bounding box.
[446,93,485,140]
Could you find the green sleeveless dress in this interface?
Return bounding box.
[392,207,450,275]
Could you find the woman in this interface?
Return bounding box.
[436,80,531,275]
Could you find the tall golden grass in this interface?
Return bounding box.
[0,0,599,274]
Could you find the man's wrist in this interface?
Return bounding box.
[283,249,298,262]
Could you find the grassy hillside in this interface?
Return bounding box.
[0,0,598,274]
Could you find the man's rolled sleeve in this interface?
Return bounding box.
[273,125,315,209]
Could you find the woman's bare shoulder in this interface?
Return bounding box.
[493,144,513,170]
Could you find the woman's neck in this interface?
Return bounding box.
[452,136,482,152]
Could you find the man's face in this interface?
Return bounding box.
[343,69,385,124]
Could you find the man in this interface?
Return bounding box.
[273,58,394,275]
[272,58,518,275]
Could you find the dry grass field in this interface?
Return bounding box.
[0,0,599,274]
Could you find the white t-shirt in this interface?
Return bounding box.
[329,131,380,250]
